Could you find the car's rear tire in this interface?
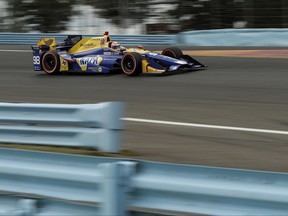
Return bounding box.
[121,52,142,76]
[161,47,183,59]
[42,51,60,75]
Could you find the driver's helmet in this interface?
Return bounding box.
[111,41,121,50]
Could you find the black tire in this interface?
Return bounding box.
[42,51,60,75]
[121,52,142,76]
[161,47,183,59]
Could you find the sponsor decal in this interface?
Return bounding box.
[60,54,69,58]
[176,60,187,64]
[148,52,158,56]
[79,57,103,66]
[62,60,66,66]
[87,66,103,72]
[34,65,41,70]
[88,66,98,72]
[103,51,119,55]
[80,43,94,48]
[59,51,68,55]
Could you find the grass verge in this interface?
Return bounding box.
[0,143,141,157]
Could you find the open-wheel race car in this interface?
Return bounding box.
[31,32,206,76]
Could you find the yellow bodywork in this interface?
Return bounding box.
[141,60,165,73]
[37,38,57,50]
[68,35,110,54]
[59,56,69,71]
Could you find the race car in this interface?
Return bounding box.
[31,32,206,76]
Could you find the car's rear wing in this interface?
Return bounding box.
[31,31,112,51]
[38,38,57,48]
[31,37,57,51]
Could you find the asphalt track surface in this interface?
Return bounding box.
[0,45,288,172]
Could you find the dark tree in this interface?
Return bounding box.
[166,0,245,32]
[8,0,76,33]
[0,17,4,32]
[86,0,149,28]
[246,0,282,28]
[167,0,212,31]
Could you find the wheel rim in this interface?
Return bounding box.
[123,56,135,72]
[44,54,56,71]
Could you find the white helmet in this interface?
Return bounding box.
[111,41,121,50]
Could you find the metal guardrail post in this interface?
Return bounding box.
[0,199,38,216]
[99,161,137,216]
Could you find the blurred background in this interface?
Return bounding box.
[0,0,288,34]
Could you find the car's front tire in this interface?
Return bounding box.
[121,52,142,76]
[42,51,60,75]
[161,47,183,59]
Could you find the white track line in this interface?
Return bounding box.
[122,118,288,136]
[0,50,31,52]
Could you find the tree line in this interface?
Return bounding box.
[2,0,287,33]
